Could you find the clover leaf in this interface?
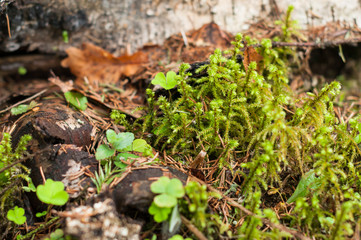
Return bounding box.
[151,71,177,90]
[154,194,177,208]
[36,179,69,206]
[7,206,26,225]
[64,91,88,111]
[95,144,116,160]
[106,129,134,151]
[148,202,172,222]
[151,177,185,208]
[151,176,171,194]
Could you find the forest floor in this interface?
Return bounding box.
[2,9,361,240]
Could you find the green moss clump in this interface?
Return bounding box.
[137,7,361,238]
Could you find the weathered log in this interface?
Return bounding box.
[2,0,360,55]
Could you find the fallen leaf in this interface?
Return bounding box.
[243,46,263,71]
[190,22,233,49]
[61,43,148,87]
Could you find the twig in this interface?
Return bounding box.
[0,178,21,197]
[0,89,47,114]
[16,216,60,240]
[0,154,33,174]
[180,215,207,240]
[6,13,11,38]
[191,177,311,240]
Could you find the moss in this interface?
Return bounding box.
[138,6,361,238]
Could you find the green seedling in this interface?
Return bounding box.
[36,179,69,206]
[64,91,88,111]
[151,71,177,90]
[18,66,27,75]
[36,211,48,218]
[7,206,26,225]
[106,129,134,151]
[149,176,184,222]
[62,30,69,43]
[44,229,65,240]
[11,101,38,115]
[95,129,153,161]
[91,161,122,193]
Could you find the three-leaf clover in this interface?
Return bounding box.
[95,130,135,160]
[7,206,26,225]
[36,179,69,206]
[149,176,185,222]
[148,202,172,222]
[151,176,185,208]
[151,71,177,90]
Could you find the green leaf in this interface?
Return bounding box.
[169,204,181,234]
[95,144,115,160]
[47,229,64,240]
[64,91,88,111]
[106,129,134,151]
[154,194,177,208]
[11,104,30,115]
[18,66,27,75]
[166,178,185,198]
[36,211,47,218]
[150,176,170,194]
[36,179,69,206]
[116,152,138,161]
[151,71,177,90]
[122,139,152,154]
[287,170,322,203]
[23,179,36,192]
[355,134,361,144]
[148,202,171,222]
[131,139,150,153]
[7,206,26,225]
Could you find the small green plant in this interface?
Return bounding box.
[151,71,177,90]
[62,31,69,43]
[44,229,66,240]
[64,91,88,111]
[36,179,69,206]
[149,176,184,222]
[7,206,26,225]
[0,133,32,209]
[95,129,153,162]
[91,161,122,193]
[18,66,27,75]
[11,101,38,115]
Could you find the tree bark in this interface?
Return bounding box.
[1,0,361,55]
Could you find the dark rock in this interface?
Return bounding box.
[25,144,97,213]
[11,98,93,148]
[112,166,188,217]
